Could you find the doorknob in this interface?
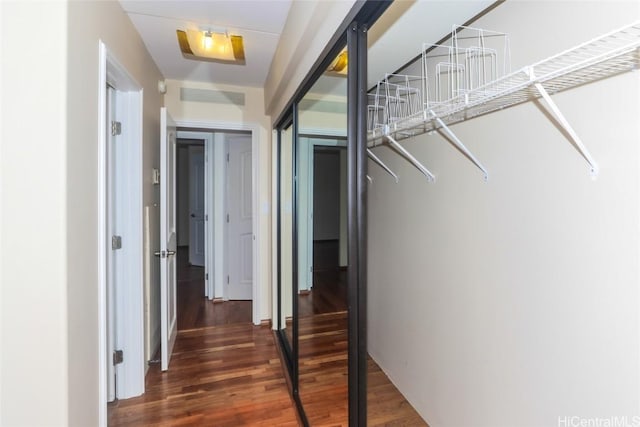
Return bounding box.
[154,250,175,258]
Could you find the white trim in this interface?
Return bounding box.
[271,130,279,330]
[176,120,262,326]
[223,140,229,299]
[222,138,229,300]
[97,41,107,427]
[205,137,215,300]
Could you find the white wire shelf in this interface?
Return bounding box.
[367,21,640,181]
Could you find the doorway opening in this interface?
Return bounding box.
[298,138,348,317]
[309,146,348,311]
[98,42,145,426]
[175,129,255,331]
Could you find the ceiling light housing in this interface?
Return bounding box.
[326,49,348,76]
[177,28,245,64]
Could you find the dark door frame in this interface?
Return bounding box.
[274,2,392,425]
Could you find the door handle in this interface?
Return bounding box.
[190,213,195,218]
[153,250,176,258]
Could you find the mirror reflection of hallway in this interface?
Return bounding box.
[298,145,348,317]
[291,36,426,421]
[296,135,350,424]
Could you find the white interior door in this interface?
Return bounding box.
[160,107,177,371]
[226,135,253,300]
[188,146,205,267]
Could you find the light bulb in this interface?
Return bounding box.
[203,31,213,50]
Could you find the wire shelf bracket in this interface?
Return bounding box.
[386,135,435,182]
[524,67,600,177]
[429,109,489,181]
[367,149,400,183]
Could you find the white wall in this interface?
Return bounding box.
[299,107,347,133]
[368,2,640,426]
[2,0,164,425]
[66,1,164,423]
[1,2,69,425]
[164,79,272,321]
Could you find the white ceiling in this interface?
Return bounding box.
[119,0,496,96]
[119,0,292,87]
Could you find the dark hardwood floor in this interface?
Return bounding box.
[176,247,251,330]
[298,240,348,317]
[110,247,273,425]
[108,323,299,426]
[298,269,348,317]
[297,241,426,426]
[298,312,349,425]
[108,245,425,426]
[297,241,348,422]
[368,357,428,426]
[297,311,427,426]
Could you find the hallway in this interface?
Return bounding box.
[108,248,298,425]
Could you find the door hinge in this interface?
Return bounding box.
[205,214,208,221]
[111,121,122,136]
[205,273,209,280]
[227,275,229,284]
[227,153,230,162]
[226,213,229,223]
[112,235,122,250]
[113,350,124,365]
